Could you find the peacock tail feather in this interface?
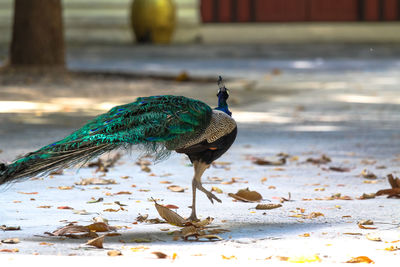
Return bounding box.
[0,95,212,185]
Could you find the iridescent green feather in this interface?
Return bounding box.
[0,95,212,184]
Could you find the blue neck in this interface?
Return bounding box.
[215,95,232,116]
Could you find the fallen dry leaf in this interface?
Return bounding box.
[18,191,38,195]
[141,165,151,172]
[87,197,103,204]
[358,193,376,200]
[358,219,374,225]
[211,186,223,193]
[306,155,331,164]
[190,217,213,228]
[252,156,286,166]
[49,169,63,175]
[153,200,187,226]
[57,206,73,210]
[365,233,382,242]
[287,255,321,263]
[299,233,310,237]
[48,222,115,238]
[37,205,52,209]
[361,169,377,179]
[103,208,120,212]
[255,203,282,210]
[107,250,122,256]
[58,186,73,190]
[0,225,20,231]
[307,212,324,219]
[1,238,20,244]
[0,248,19,253]
[87,222,115,232]
[222,255,237,260]
[152,251,168,259]
[345,256,374,264]
[228,188,262,202]
[86,235,105,248]
[167,185,184,192]
[376,174,400,198]
[75,177,116,186]
[181,225,199,239]
[50,224,91,237]
[113,191,131,195]
[384,246,399,251]
[175,71,190,82]
[358,224,377,230]
[329,166,350,172]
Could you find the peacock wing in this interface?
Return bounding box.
[50,95,212,151]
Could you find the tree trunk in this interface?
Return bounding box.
[10,0,65,67]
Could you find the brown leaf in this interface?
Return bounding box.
[87,222,115,232]
[37,205,52,209]
[103,208,120,212]
[190,217,214,228]
[357,193,376,200]
[307,212,324,219]
[388,174,400,188]
[167,185,185,193]
[306,155,331,164]
[175,71,190,82]
[181,226,200,239]
[255,203,282,210]
[152,251,168,259]
[252,156,286,166]
[361,169,377,179]
[358,220,374,225]
[358,224,377,230]
[58,186,73,190]
[198,234,223,241]
[57,206,73,209]
[141,165,151,173]
[87,197,103,204]
[49,169,63,175]
[113,191,131,195]
[0,225,20,231]
[345,256,374,264]
[211,186,223,193]
[329,166,350,172]
[228,188,262,202]
[86,235,105,248]
[366,233,382,242]
[75,178,116,185]
[154,200,187,226]
[18,191,38,195]
[1,238,20,244]
[376,188,400,197]
[51,224,90,236]
[107,250,122,256]
[0,248,19,253]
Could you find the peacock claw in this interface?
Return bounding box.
[205,191,221,204]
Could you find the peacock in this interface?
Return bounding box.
[0,76,237,221]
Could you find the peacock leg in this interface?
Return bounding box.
[188,161,221,221]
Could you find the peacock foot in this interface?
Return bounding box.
[204,190,221,204]
[188,212,199,222]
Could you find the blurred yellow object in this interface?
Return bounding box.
[130,0,176,44]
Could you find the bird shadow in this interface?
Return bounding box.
[23,220,330,246]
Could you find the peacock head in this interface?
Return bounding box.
[216,76,232,116]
